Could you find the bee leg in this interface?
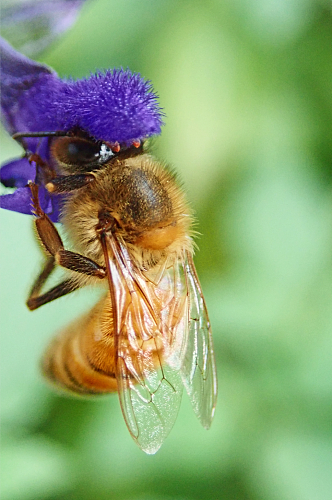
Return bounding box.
[45,173,95,194]
[55,250,106,277]
[12,131,68,141]
[17,151,55,188]
[29,182,106,279]
[29,256,56,296]
[27,257,79,310]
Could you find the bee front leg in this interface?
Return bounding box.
[29,182,106,278]
[29,153,56,184]
[45,173,96,194]
[29,153,95,194]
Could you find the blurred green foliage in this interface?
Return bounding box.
[1,0,332,499]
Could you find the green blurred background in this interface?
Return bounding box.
[1,0,332,499]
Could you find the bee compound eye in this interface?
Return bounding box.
[51,136,114,171]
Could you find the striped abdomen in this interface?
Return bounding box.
[42,295,118,395]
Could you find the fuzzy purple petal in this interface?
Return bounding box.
[0,157,36,188]
[52,70,165,144]
[1,39,164,144]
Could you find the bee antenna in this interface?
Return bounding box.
[12,130,69,141]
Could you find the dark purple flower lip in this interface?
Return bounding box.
[0,183,63,223]
[0,37,165,223]
[0,157,36,188]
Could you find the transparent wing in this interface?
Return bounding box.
[181,252,218,429]
[117,352,183,455]
[102,234,188,454]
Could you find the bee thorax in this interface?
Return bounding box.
[62,154,192,266]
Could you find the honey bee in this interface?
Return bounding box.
[15,130,217,454]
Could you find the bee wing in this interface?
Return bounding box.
[102,234,186,454]
[116,354,183,455]
[181,252,218,429]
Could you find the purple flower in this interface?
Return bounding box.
[1,0,87,56]
[0,37,164,222]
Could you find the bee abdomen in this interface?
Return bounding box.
[42,296,118,396]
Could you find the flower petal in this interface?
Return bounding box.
[1,0,87,56]
[0,184,62,222]
[38,185,63,223]
[0,186,33,215]
[1,38,164,144]
[53,70,165,144]
[0,36,62,136]
[0,157,36,188]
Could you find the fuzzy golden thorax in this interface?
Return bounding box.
[61,154,194,274]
